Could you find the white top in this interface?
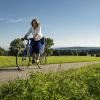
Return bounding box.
[25,26,43,41]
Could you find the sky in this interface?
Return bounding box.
[0,0,100,49]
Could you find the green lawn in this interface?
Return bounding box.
[47,56,100,64]
[0,56,100,68]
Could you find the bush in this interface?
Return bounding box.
[0,47,7,56]
[0,64,100,100]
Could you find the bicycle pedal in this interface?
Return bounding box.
[32,59,35,64]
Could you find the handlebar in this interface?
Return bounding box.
[21,37,34,41]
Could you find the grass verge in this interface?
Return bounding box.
[0,56,100,68]
[0,63,100,100]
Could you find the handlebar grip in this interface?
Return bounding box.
[21,38,24,41]
[21,37,29,41]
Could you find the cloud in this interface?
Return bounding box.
[7,18,23,23]
[0,18,24,23]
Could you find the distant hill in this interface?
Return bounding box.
[53,47,100,51]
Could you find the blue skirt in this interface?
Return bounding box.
[30,38,45,54]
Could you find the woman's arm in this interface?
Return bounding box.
[34,33,40,39]
[34,26,41,40]
[24,27,32,38]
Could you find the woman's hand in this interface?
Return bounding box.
[34,33,39,41]
[21,38,25,41]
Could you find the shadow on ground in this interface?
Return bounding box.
[0,68,19,72]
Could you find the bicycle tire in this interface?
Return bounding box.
[39,53,47,65]
[16,48,31,70]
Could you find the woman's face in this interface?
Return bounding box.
[32,21,37,28]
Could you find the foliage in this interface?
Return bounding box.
[53,50,88,56]
[0,64,100,100]
[45,37,54,56]
[8,37,54,56]
[9,38,24,56]
[0,47,7,56]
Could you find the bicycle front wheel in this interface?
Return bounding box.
[16,48,31,70]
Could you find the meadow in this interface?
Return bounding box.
[0,56,100,68]
[0,63,100,100]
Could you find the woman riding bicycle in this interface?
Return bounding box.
[23,19,45,63]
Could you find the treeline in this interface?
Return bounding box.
[1,47,100,56]
[0,47,8,56]
[1,46,100,56]
[1,37,100,56]
[53,49,100,56]
[0,37,54,56]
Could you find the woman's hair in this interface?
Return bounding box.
[31,19,40,27]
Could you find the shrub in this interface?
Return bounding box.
[0,64,100,100]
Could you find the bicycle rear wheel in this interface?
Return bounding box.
[39,53,47,65]
[16,48,31,70]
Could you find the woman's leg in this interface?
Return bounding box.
[36,54,40,62]
[35,38,44,62]
[30,39,36,63]
[33,52,36,59]
[35,40,41,62]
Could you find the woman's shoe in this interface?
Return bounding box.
[35,59,40,63]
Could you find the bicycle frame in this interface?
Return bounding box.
[16,37,46,70]
[23,38,33,57]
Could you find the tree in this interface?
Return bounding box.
[53,50,61,56]
[9,38,24,56]
[9,37,54,56]
[0,47,7,56]
[45,37,54,56]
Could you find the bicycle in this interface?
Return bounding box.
[16,37,47,70]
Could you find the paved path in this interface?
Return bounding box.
[0,61,100,84]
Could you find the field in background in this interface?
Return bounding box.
[0,56,100,68]
[47,56,100,64]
